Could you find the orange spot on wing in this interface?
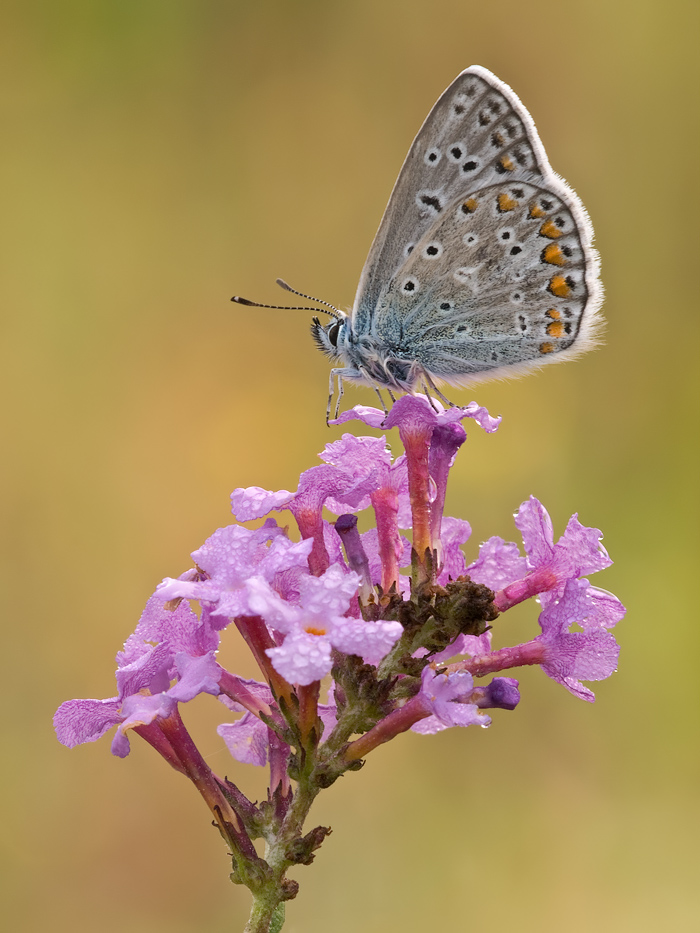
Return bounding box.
[539,342,555,354]
[462,197,478,213]
[529,203,546,218]
[499,155,515,172]
[548,275,572,298]
[546,321,565,338]
[546,308,562,320]
[497,192,518,212]
[542,244,566,266]
[540,219,563,238]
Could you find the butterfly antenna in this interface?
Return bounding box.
[231,279,343,320]
[275,279,343,319]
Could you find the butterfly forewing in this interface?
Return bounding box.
[353,66,549,330]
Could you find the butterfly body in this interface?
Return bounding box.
[311,65,602,401]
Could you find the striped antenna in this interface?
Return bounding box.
[231,278,343,320]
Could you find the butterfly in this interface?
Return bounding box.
[235,66,602,418]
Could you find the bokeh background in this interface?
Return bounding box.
[3,1,698,930]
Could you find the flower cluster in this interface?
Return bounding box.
[54,395,624,931]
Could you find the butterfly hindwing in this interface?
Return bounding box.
[369,181,591,383]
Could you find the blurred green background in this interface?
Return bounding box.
[2,1,698,930]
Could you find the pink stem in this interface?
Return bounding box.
[402,424,434,585]
[234,615,295,707]
[297,681,320,746]
[371,485,401,593]
[133,722,188,775]
[447,640,546,677]
[493,567,558,611]
[292,505,329,576]
[343,694,429,761]
[158,708,244,836]
[218,668,278,721]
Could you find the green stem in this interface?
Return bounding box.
[245,898,285,933]
[243,741,322,932]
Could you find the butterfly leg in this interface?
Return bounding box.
[419,368,457,409]
[326,369,342,424]
[420,381,441,413]
[328,367,361,422]
[371,385,389,417]
[357,366,389,416]
[333,375,345,421]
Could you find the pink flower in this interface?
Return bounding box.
[245,564,403,686]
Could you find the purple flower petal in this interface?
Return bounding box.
[461,631,493,657]
[388,456,413,528]
[461,401,502,433]
[318,700,338,739]
[320,434,391,473]
[514,496,555,567]
[218,713,269,766]
[466,536,527,590]
[541,631,620,701]
[437,517,471,583]
[330,405,386,429]
[126,595,215,657]
[583,585,626,630]
[267,631,333,686]
[514,497,614,595]
[330,616,403,666]
[360,527,411,593]
[54,697,122,748]
[297,564,360,618]
[557,512,612,576]
[321,434,392,514]
[191,523,279,581]
[429,630,493,664]
[112,692,177,758]
[322,520,346,571]
[383,394,442,432]
[218,675,274,713]
[330,397,501,434]
[537,579,621,701]
[245,576,300,633]
[411,667,490,733]
[168,652,222,703]
[230,486,295,521]
[116,641,173,699]
[156,525,313,625]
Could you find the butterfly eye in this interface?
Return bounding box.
[327,321,341,347]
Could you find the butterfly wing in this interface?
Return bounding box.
[351,66,601,383]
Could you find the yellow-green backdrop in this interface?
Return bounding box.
[3,2,698,931]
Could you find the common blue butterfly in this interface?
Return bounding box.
[235,66,602,417]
